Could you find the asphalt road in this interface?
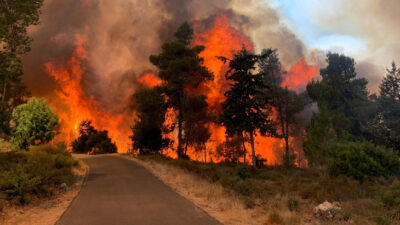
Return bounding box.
[57,155,220,225]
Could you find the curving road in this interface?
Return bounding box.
[57,155,220,225]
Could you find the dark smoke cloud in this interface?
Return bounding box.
[23,0,310,117]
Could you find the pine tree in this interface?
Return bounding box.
[130,87,170,154]
[150,22,213,158]
[219,48,275,168]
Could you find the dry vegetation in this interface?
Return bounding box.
[122,154,400,225]
[0,158,88,225]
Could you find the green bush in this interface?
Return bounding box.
[329,141,400,191]
[236,165,251,180]
[0,144,78,204]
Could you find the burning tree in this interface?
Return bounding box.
[149,22,213,158]
[130,87,170,155]
[259,49,306,167]
[219,48,275,168]
[72,120,117,154]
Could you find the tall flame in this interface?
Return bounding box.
[44,35,131,152]
[41,13,318,164]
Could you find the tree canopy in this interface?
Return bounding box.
[10,98,59,150]
[149,22,213,158]
[130,87,170,154]
[219,48,275,167]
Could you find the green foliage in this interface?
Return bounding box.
[0,0,43,137]
[131,87,170,154]
[219,48,275,167]
[329,141,400,186]
[183,94,212,157]
[236,165,251,180]
[72,120,117,154]
[303,104,337,167]
[0,0,44,54]
[10,98,59,150]
[370,62,400,152]
[306,53,372,138]
[378,181,400,221]
[0,144,77,204]
[150,22,213,158]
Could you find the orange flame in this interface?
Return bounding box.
[137,73,162,88]
[281,59,318,92]
[44,35,131,152]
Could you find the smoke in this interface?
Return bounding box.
[298,0,400,92]
[22,0,316,158]
[24,0,310,110]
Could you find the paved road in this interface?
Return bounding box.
[57,155,220,225]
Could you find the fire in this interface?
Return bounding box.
[137,73,162,88]
[281,59,318,93]
[40,11,318,164]
[189,13,318,164]
[44,35,130,152]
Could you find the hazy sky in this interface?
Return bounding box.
[269,0,366,54]
[267,0,400,92]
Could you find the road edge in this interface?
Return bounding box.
[54,160,90,225]
[115,154,224,225]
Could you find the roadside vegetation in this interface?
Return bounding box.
[0,3,88,219]
[0,144,78,205]
[136,155,400,224]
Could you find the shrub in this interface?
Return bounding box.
[10,98,59,150]
[0,144,77,204]
[380,182,400,221]
[329,141,400,194]
[287,196,299,211]
[236,165,251,180]
[72,120,117,154]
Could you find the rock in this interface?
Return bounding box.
[60,183,69,191]
[20,210,24,214]
[314,201,341,220]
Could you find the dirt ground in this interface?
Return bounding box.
[0,160,88,225]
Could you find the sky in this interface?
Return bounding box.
[266,0,400,92]
[269,0,366,54]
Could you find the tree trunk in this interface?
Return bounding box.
[1,81,6,103]
[242,133,247,165]
[250,131,257,168]
[285,103,291,167]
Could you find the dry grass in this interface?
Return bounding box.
[120,155,324,225]
[121,154,400,225]
[0,160,88,225]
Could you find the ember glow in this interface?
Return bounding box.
[137,73,162,88]
[281,59,319,93]
[44,35,131,152]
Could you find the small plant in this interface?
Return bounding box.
[287,196,299,211]
[266,211,284,225]
[237,165,251,180]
